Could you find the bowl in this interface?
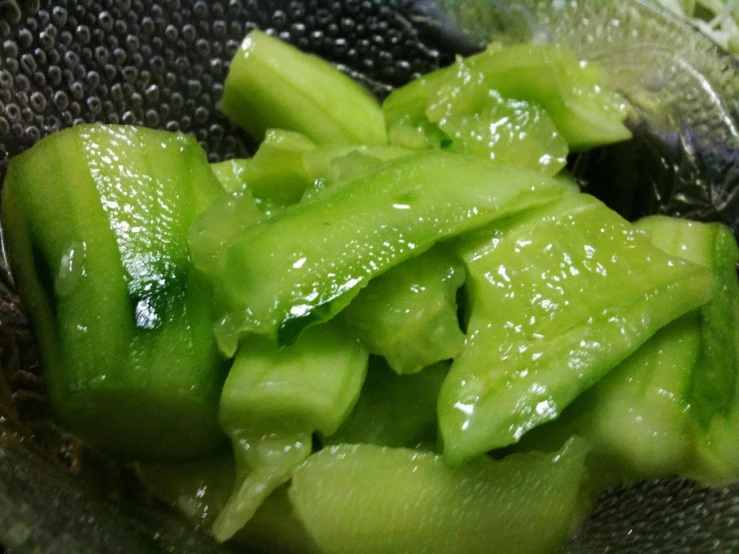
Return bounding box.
[0,1,738,552]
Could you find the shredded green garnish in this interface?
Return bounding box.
[654,0,739,54]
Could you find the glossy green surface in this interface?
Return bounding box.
[213,150,568,352]
[384,43,631,155]
[2,124,227,461]
[211,130,316,214]
[219,323,368,436]
[187,190,264,277]
[342,248,465,374]
[578,313,702,479]
[439,194,716,464]
[289,439,588,554]
[220,30,387,146]
[325,360,449,449]
[637,216,739,425]
[212,432,311,542]
[635,216,739,484]
[215,322,368,540]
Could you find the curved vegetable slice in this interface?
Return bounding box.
[220,30,387,146]
[439,194,716,465]
[289,439,588,554]
[213,150,568,352]
[2,124,227,461]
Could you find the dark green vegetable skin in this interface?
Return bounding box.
[2,125,227,461]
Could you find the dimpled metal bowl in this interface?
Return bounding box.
[0,1,738,553]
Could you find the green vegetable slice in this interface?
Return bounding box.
[384,43,631,155]
[213,322,368,540]
[439,194,716,465]
[289,439,588,554]
[341,247,465,374]
[2,124,227,461]
[213,150,568,352]
[325,359,449,449]
[220,30,387,146]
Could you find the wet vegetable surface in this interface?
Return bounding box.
[0,1,738,553]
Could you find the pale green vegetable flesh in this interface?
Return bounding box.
[212,432,312,542]
[637,216,739,425]
[210,129,317,214]
[136,459,318,552]
[634,216,739,484]
[219,323,368,435]
[213,323,369,541]
[577,313,702,479]
[324,360,449,449]
[187,190,264,277]
[289,439,588,554]
[213,150,568,352]
[439,194,716,465]
[341,247,465,375]
[219,30,387,146]
[384,43,631,156]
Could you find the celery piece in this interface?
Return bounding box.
[289,439,588,554]
[137,459,318,552]
[187,190,264,277]
[342,247,465,374]
[220,30,386,146]
[213,150,568,352]
[211,432,311,542]
[439,194,716,465]
[426,59,568,175]
[577,312,702,479]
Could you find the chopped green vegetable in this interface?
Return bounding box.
[212,432,311,542]
[341,247,465,374]
[136,459,319,552]
[213,322,368,541]
[2,124,227,461]
[637,216,739,425]
[324,359,449,449]
[213,150,568,352]
[220,30,387,146]
[439,194,716,465]
[211,129,317,214]
[384,43,631,156]
[219,324,368,435]
[187,190,264,277]
[576,312,702,479]
[289,439,588,554]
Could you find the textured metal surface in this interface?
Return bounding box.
[0,1,738,553]
[0,0,453,174]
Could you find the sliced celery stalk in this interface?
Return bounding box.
[213,323,368,541]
